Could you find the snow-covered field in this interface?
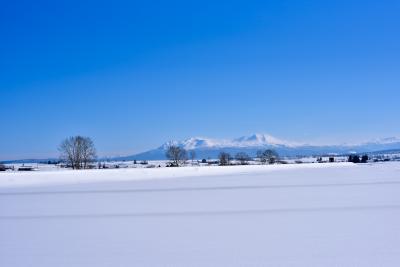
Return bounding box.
[1,162,400,266]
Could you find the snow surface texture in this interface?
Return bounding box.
[1,162,400,267]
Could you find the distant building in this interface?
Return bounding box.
[18,165,35,171]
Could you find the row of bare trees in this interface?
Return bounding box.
[59,139,195,169]
[58,137,279,169]
[219,149,279,166]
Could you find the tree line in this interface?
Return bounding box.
[57,136,281,169]
[56,135,378,170]
[165,145,279,167]
[57,136,375,170]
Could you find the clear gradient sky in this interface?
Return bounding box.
[1,0,399,160]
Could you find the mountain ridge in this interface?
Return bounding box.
[116,133,400,160]
[3,134,400,163]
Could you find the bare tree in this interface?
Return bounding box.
[189,150,196,163]
[219,152,232,166]
[235,152,251,165]
[257,150,266,164]
[257,149,279,164]
[166,145,188,167]
[59,136,97,169]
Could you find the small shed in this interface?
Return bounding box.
[18,166,35,171]
[0,164,6,171]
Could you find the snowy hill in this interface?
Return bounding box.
[115,134,400,160]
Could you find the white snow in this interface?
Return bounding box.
[1,162,400,266]
[0,163,353,188]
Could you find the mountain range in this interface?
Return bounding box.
[3,134,400,163]
[114,134,400,161]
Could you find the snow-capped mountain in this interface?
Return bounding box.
[231,134,304,148]
[115,134,400,160]
[161,134,304,150]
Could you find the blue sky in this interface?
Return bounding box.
[1,0,399,160]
